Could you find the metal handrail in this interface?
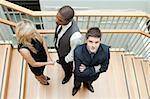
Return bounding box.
[0,1,149,60]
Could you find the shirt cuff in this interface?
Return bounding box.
[94,65,101,73]
[65,55,73,63]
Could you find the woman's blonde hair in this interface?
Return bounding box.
[16,19,43,53]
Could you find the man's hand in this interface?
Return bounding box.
[47,57,55,65]
[79,64,86,72]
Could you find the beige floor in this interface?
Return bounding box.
[0,46,149,99]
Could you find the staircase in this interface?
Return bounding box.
[0,1,150,98]
[0,1,150,60]
[0,46,149,99]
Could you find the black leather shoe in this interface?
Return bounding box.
[56,60,61,64]
[72,88,79,96]
[86,84,94,92]
[62,77,71,84]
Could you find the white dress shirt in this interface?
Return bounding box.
[56,21,82,63]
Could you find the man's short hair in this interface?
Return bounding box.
[86,27,102,40]
[58,5,74,22]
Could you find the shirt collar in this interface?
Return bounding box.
[85,44,101,55]
[61,21,72,30]
[87,47,97,54]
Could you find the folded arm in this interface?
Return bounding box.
[74,54,97,78]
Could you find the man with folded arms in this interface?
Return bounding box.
[72,27,110,96]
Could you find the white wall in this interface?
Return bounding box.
[40,0,150,13]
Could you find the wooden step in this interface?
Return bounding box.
[132,58,149,98]
[1,48,149,99]
[0,45,7,97]
[5,49,26,99]
[23,53,60,99]
[0,45,12,99]
[122,54,140,99]
[141,60,150,97]
[23,52,130,99]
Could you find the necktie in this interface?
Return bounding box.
[55,26,62,39]
[90,53,95,59]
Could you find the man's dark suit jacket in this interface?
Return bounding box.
[74,43,110,81]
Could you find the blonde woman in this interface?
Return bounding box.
[16,19,54,85]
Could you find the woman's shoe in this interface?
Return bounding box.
[35,75,49,85]
[45,76,50,80]
[44,82,49,85]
